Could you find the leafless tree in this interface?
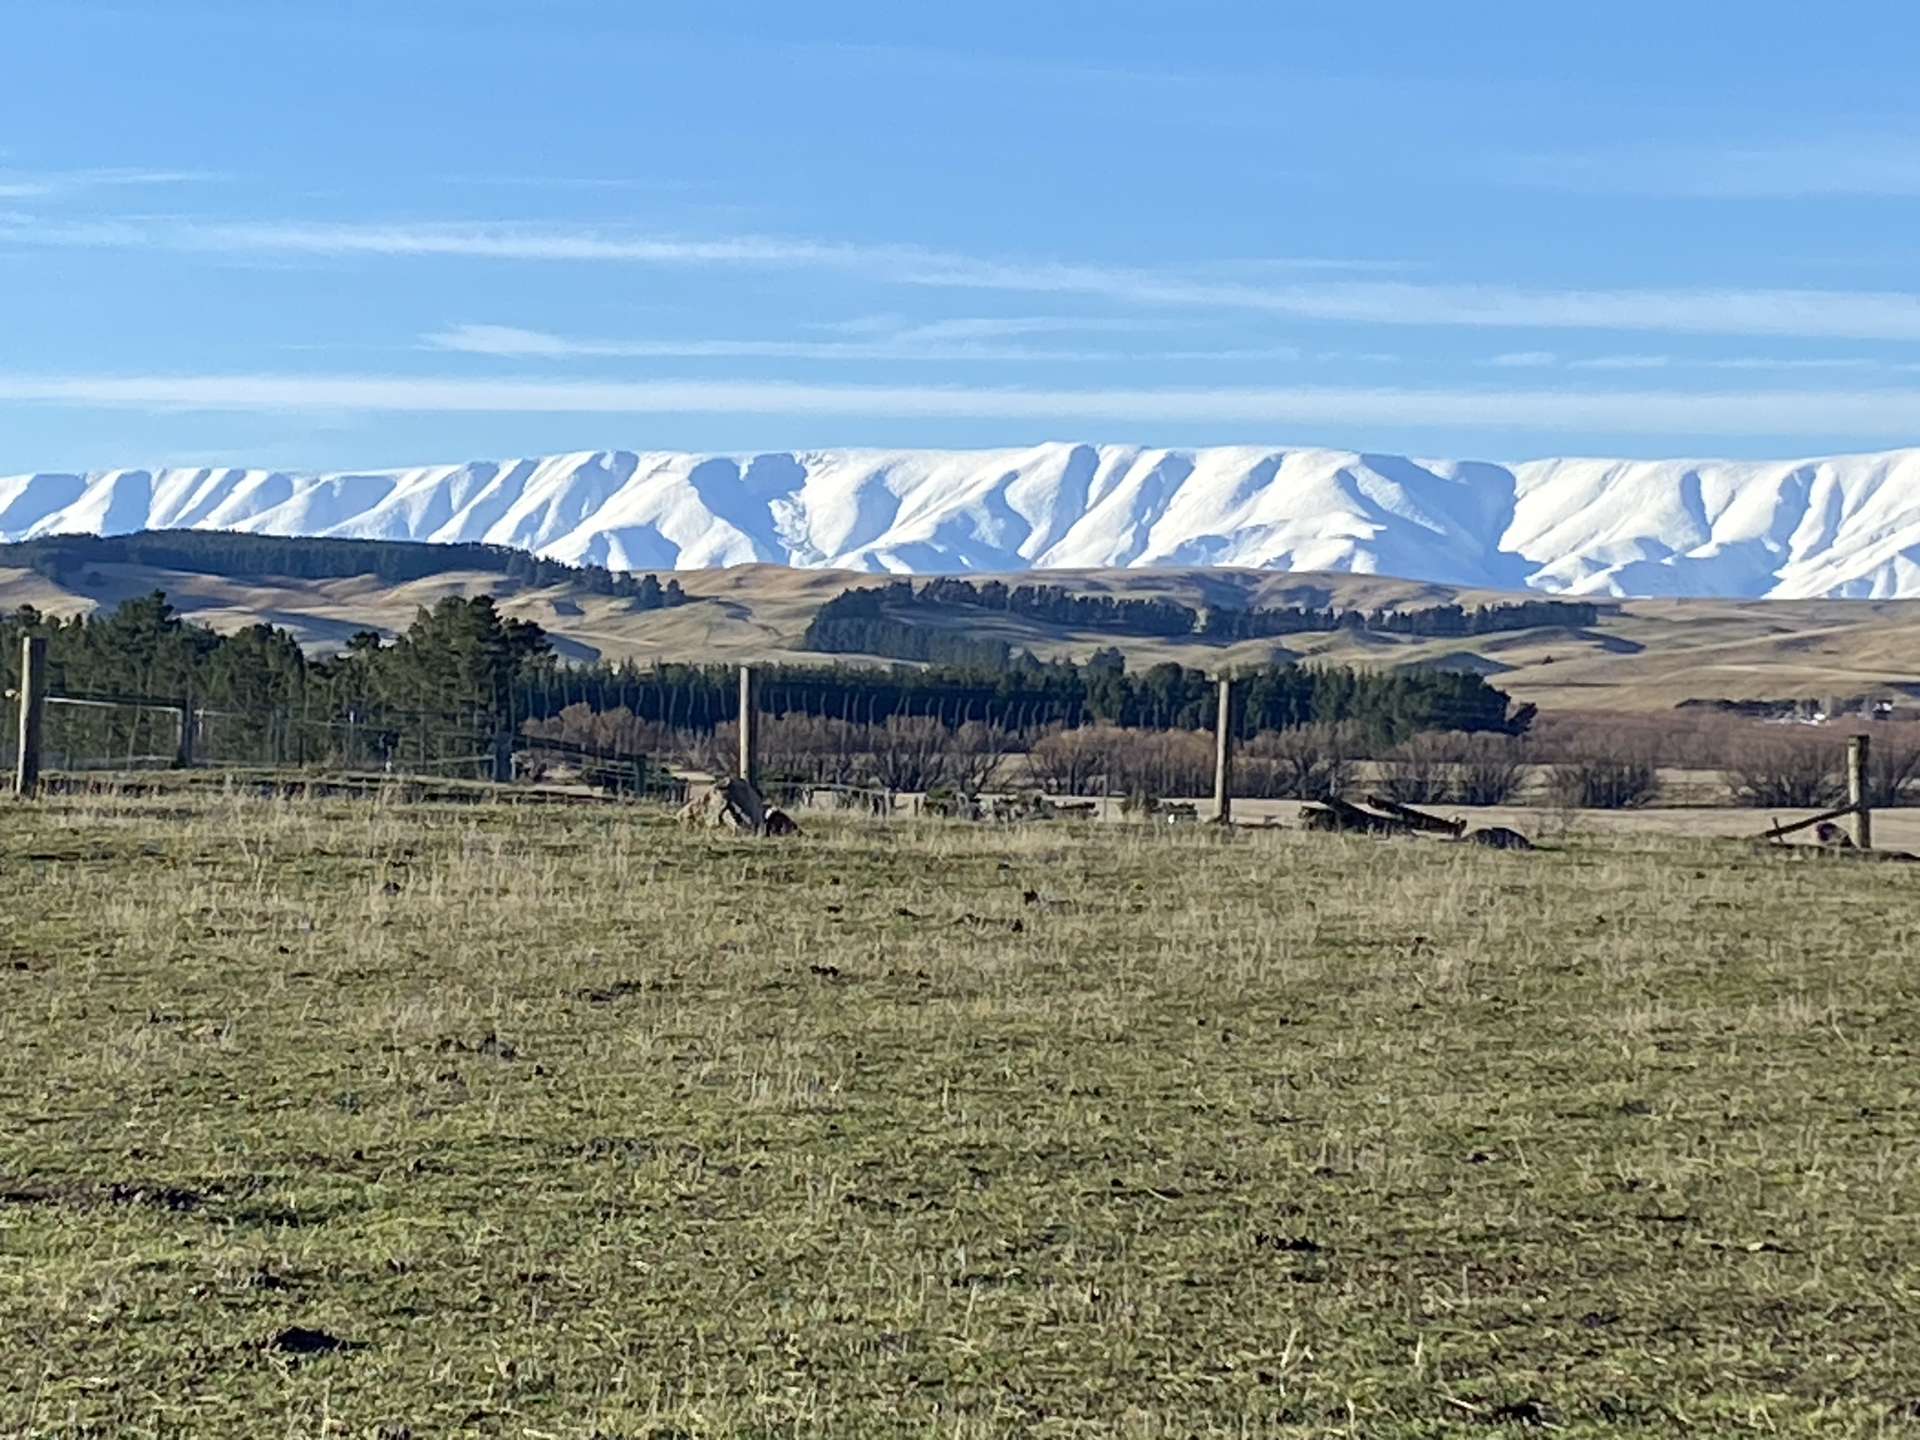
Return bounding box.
[1454,733,1531,805]
[863,716,957,793]
[1240,725,1357,802]
[1866,732,1920,807]
[945,721,1014,794]
[1025,724,1119,797]
[1377,732,1457,805]
[1723,734,1845,809]
[1547,734,1661,809]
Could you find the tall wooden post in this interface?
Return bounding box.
[737,664,758,788]
[174,691,195,769]
[14,635,47,798]
[1212,674,1234,825]
[1848,733,1872,851]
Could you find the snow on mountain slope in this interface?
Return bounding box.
[6,443,1920,598]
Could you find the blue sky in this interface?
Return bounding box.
[7,0,1920,471]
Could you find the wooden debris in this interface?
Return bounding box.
[1365,795,1466,838]
[1300,799,1408,835]
[1302,797,1535,852]
[1756,801,1862,844]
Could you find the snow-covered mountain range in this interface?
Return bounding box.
[5,442,1920,598]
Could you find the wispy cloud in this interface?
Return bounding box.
[423,321,1300,365]
[432,173,709,193]
[422,322,1097,363]
[0,167,220,200]
[5,370,1920,438]
[20,215,1920,342]
[1487,351,1556,368]
[1493,138,1920,199]
[1571,353,1888,373]
[1705,355,1882,372]
[871,315,1157,342]
[1572,354,1671,371]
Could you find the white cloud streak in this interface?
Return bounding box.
[423,322,1300,364]
[425,322,1105,363]
[4,370,1920,438]
[1495,138,1920,198]
[1572,355,1672,371]
[1570,353,1886,373]
[0,167,219,200]
[21,215,1920,342]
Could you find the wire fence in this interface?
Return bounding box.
[1,689,674,802]
[8,666,1918,813]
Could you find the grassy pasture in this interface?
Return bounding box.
[1,792,1918,1437]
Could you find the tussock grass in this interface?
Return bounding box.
[1,792,1918,1436]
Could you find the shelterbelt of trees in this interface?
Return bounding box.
[803,576,1602,664]
[0,530,695,608]
[2,591,1533,757]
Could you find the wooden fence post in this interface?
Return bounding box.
[1849,733,1871,851]
[174,690,195,769]
[738,664,758,788]
[13,635,47,797]
[1213,674,1234,825]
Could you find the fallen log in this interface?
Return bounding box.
[1756,801,1862,843]
[1300,798,1409,835]
[1365,794,1467,838]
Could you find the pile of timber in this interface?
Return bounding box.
[1299,795,1533,851]
[1300,795,1461,837]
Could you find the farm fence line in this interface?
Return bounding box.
[9,644,1917,842]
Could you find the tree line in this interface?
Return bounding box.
[803,577,1601,657]
[1200,595,1603,640]
[3,590,1532,773]
[0,531,695,609]
[512,649,1531,744]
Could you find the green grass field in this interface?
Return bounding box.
[2,791,1918,1437]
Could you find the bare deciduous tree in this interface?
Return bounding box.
[1724,735,1845,809]
[945,721,1014,794]
[1453,733,1531,806]
[1864,732,1920,808]
[1378,732,1457,805]
[1547,735,1661,809]
[864,716,958,793]
[1240,725,1358,802]
[1025,724,1119,797]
